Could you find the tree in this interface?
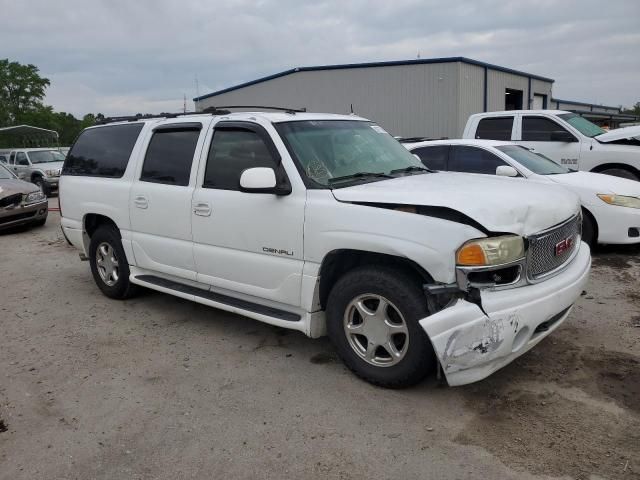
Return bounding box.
[0,59,50,125]
[621,102,640,116]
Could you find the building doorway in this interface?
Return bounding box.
[505,88,523,110]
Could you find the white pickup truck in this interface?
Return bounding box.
[463,110,640,181]
[60,109,590,388]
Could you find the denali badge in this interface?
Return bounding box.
[263,247,294,256]
[555,236,574,256]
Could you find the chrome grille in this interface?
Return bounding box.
[0,193,23,209]
[527,215,581,280]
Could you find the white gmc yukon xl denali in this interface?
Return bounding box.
[60,110,591,388]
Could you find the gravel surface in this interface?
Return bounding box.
[1,203,638,480]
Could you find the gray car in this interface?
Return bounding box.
[4,148,65,196]
[0,164,48,230]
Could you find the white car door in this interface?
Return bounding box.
[129,120,207,281]
[516,115,581,169]
[191,120,305,307]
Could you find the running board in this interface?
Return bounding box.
[134,274,301,322]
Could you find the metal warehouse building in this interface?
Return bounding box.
[194,56,634,138]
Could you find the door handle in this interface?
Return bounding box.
[134,195,148,209]
[193,201,211,217]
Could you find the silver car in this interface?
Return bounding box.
[4,148,65,196]
[0,164,48,230]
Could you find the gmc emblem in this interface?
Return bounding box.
[555,236,574,256]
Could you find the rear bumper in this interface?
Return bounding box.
[589,203,640,244]
[419,243,591,386]
[0,201,48,230]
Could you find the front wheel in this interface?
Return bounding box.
[581,210,597,247]
[326,266,436,388]
[89,225,139,299]
[33,176,49,196]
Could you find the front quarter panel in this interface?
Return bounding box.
[304,190,485,284]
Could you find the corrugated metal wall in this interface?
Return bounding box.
[198,63,462,138]
[197,62,555,138]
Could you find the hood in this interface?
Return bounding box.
[331,173,580,236]
[549,171,640,197]
[596,125,640,143]
[0,178,40,196]
[32,161,64,172]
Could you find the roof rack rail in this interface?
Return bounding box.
[96,105,306,125]
[398,136,449,143]
[207,105,307,114]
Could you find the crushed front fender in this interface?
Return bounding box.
[420,243,591,386]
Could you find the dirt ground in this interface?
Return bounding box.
[1,201,639,480]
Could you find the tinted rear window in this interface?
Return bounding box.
[62,123,143,177]
[141,128,200,186]
[475,117,513,141]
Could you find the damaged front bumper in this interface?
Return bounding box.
[420,242,591,386]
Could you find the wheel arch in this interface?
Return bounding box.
[581,206,598,246]
[83,213,120,254]
[317,249,434,311]
[590,163,640,180]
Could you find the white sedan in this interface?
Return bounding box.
[404,139,640,246]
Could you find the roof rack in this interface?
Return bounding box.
[97,105,306,125]
[207,105,307,114]
[397,136,449,143]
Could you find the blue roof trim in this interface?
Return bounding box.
[193,57,555,101]
[552,98,620,111]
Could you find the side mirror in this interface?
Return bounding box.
[239,167,290,195]
[496,165,519,177]
[550,131,577,142]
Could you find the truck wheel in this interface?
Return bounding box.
[326,266,436,388]
[581,210,596,247]
[33,176,49,196]
[599,168,639,181]
[89,225,138,299]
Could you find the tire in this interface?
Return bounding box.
[326,266,436,388]
[89,225,138,299]
[581,210,596,247]
[598,168,639,182]
[33,176,49,196]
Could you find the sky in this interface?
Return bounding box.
[2,0,639,117]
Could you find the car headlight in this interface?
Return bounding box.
[25,191,46,203]
[45,169,60,177]
[597,194,640,209]
[457,235,525,266]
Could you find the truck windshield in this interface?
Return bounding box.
[275,120,425,187]
[29,150,66,164]
[496,145,571,175]
[557,113,606,138]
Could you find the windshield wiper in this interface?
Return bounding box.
[328,171,394,185]
[389,165,431,175]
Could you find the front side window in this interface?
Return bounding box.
[16,152,29,165]
[275,120,424,187]
[522,117,575,142]
[28,150,65,164]
[140,127,200,186]
[412,145,448,170]
[204,128,278,190]
[496,145,570,175]
[9,152,15,164]
[449,146,508,174]
[557,113,606,138]
[475,117,514,141]
[63,123,143,177]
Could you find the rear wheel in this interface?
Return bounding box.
[598,168,639,182]
[89,225,138,299]
[326,266,436,388]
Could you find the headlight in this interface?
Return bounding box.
[25,191,46,203]
[457,235,525,266]
[597,194,640,209]
[45,169,60,177]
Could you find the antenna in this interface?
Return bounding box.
[417,50,421,59]
[195,75,200,99]
[183,94,187,113]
